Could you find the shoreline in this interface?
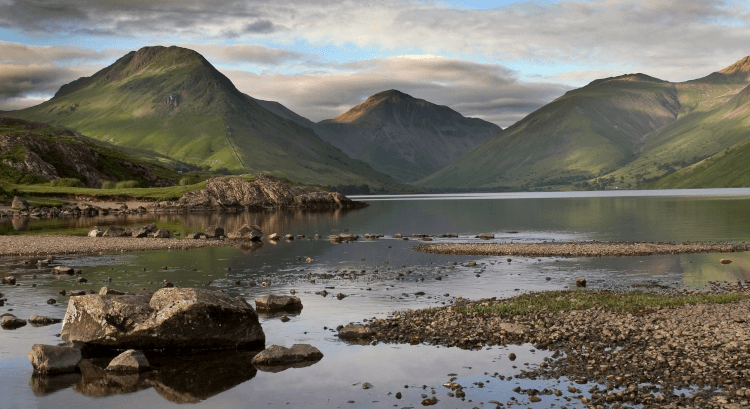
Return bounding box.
[365,286,750,408]
[0,235,231,257]
[414,241,750,257]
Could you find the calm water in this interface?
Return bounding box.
[2,190,750,409]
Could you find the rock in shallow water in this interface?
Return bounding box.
[1,314,26,329]
[29,315,62,326]
[254,294,303,312]
[106,349,150,372]
[338,324,373,340]
[60,288,265,350]
[250,344,323,366]
[28,344,81,373]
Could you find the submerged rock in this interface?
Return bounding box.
[28,344,82,373]
[60,288,265,350]
[28,315,62,326]
[52,266,74,275]
[254,295,303,312]
[250,344,323,366]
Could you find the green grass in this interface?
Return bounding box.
[455,289,750,316]
[9,180,206,200]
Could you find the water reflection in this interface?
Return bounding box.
[31,350,264,404]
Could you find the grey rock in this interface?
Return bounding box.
[250,344,323,366]
[1,314,26,329]
[11,196,30,210]
[106,349,150,372]
[87,228,104,237]
[576,277,587,288]
[102,227,127,237]
[60,288,265,350]
[338,324,373,340]
[29,315,62,326]
[150,229,170,238]
[28,344,82,373]
[254,295,303,312]
[479,233,495,240]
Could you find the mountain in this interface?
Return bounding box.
[6,46,412,192]
[418,74,681,190]
[0,116,178,187]
[419,56,750,191]
[306,90,501,182]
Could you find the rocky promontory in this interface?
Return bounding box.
[175,174,367,211]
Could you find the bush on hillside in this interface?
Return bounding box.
[179,175,201,186]
[101,181,116,189]
[115,180,139,189]
[50,178,83,187]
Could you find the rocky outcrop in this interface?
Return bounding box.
[177,174,367,211]
[250,344,323,366]
[28,344,82,373]
[0,117,174,188]
[60,288,265,350]
[11,196,30,210]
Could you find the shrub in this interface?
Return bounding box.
[50,178,83,187]
[179,175,201,186]
[101,181,116,189]
[115,180,139,189]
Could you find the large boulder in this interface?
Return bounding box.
[237,224,262,241]
[205,226,224,238]
[251,344,323,366]
[88,227,104,237]
[254,295,303,312]
[28,344,82,374]
[60,288,265,350]
[11,196,30,210]
[106,350,150,372]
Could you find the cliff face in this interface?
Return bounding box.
[179,174,367,210]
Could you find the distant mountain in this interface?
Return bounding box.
[419,56,750,191]
[7,46,413,192]
[418,74,681,189]
[306,90,501,182]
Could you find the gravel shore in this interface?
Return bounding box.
[0,235,229,257]
[365,285,750,408]
[415,241,750,257]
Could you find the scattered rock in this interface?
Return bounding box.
[102,227,128,237]
[151,229,170,238]
[236,224,262,241]
[29,315,62,326]
[250,344,323,366]
[11,196,30,210]
[479,233,495,240]
[28,344,82,373]
[106,349,150,372]
[205,226,225,238]
[421,396,438,405]
[575,277,587,288]
[362,382,373,389]
[76,277,88,284]
[267,233,280,241]
[87,227,104,237]
[254,295,303,312]
[720,259,732,264]
[52,266,75,275]
[1,314,26,329]
[2,276,16,285]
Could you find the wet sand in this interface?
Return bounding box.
[414,241,750,257]
[0,235,229,257]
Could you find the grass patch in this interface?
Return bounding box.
[456,289,750,316]
[50,178,83,187]
[9,180,206,200]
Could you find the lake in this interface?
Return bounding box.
[2,189,750,408]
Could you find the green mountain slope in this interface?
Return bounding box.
[7,46,412,192]
[310,90,501,183]
[418,74,681,190]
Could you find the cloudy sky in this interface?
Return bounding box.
[1,0,749,127]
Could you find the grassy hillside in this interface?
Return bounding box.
[8,46,415,193]
[644,142,750,189]
[417,74,681,190]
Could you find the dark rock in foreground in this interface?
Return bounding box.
[28,344,82,373]
[61,288,265,350]
[251,344,323,367]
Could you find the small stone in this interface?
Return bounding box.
[1,314,26,329]
[28,344,81,373]
[28,315,62,326]
[76,277,88,284]
[720,259,732,264]
[362,382,373,389]
[2,276,16,285]
[529,396,541,402]
[52,266,74,275]
[395,392,402,399]
[280,315,290,322]
[106,349,150,372]
[421,396,438,405]
[576,277,587,288]
[508,353,516,361]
